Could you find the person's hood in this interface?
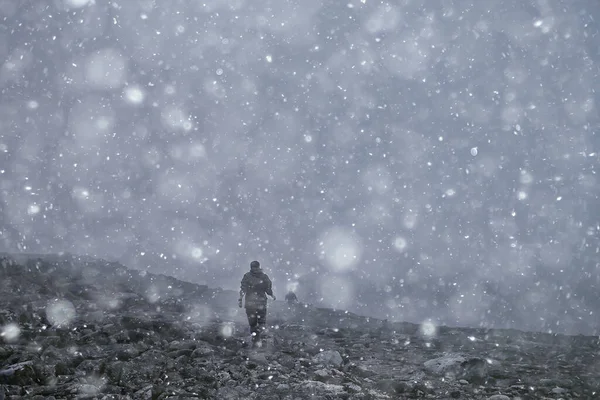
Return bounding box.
[250,268,264,277]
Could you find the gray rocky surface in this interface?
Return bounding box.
[0,253,599,399]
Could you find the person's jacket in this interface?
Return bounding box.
[240,269,273,309]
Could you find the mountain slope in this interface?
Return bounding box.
[0,253,598,399]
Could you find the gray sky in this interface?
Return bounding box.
[1,0,599,334]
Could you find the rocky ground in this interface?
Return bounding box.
[0,253,598,399]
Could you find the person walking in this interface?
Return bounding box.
[285,290,298,306]
[238,261,275,346]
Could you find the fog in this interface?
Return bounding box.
[1,0,599,335]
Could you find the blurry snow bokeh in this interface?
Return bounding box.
[46,299,77,327]
[1,323,21,343]
[1,0,600,334]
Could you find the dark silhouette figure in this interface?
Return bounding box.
[285,291,298,305]
[238,261,275,346]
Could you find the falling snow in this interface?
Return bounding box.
[0,0,598,335]
[45,300,77,328]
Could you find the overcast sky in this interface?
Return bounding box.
[1,0,599,334]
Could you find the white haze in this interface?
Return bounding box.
[0,0,599,335]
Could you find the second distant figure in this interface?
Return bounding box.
[238,260,275,345]
[285,290,298,305]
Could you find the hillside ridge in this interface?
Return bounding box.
[0,253,598,399]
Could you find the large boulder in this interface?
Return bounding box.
[424,353,487,382]
[312,350,343,367]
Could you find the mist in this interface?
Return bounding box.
[1,0,599,335]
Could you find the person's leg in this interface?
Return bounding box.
[245,308,258,340]
[256,306,267,336]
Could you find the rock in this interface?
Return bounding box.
[247,351,268,365]
[552,386,568,394]
[487,395,510,400]
[424,353,487,382]
[312,349,343,367]
[313,368,332,382]
[215,386,251,399]
[191,344,213,357]
[276,383,290,392]
[374,379,405,395]
[133,385,153,400]
[70,382,104,396]
[299,380,345,396]
[0,361,42,386]
[346,363,376,378]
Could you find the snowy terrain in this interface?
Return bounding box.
[1,254,598,399]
